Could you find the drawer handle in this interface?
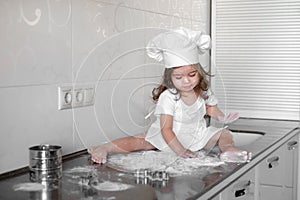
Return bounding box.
[287,141,298,150]
[267,156,279,169]
[233,180,251,197]
[235,189,246,197]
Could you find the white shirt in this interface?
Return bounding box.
[145,89,223,152]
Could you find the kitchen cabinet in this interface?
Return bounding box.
[209,133,299,200]
[210,169,256,200]
[257,134,299,200]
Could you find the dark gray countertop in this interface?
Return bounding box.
[0,118,299,200]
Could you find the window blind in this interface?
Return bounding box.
[211,0,300,120]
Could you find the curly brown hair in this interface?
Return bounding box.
[152,63,211,102]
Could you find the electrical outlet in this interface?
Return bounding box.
[73,89,85,108]
[58,85,95,110]
[58,86,73,110]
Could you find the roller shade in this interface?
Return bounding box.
[211,0,300,120]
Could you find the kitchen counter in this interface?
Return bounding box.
[0,118,299,200]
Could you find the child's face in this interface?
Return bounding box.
[171,64,199,93]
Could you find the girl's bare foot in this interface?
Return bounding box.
[220,146,252,163]
[88,146,108,164]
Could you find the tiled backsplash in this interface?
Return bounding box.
[0,0,209,173]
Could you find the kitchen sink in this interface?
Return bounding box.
[230,130,265,147]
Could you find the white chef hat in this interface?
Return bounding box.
[146,27,211,68]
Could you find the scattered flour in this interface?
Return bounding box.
[107,151,224,176]
[92,181,133,191]
[64,166,97,179]
[65,166,96,173]
[65,166,133,192]
[13,182,45,191]
[64,166,98,187]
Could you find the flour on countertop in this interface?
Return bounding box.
[64,166,97,179]
[13,182,45,191]
[65,166,96,173]
[92,181,133,191]
[107,150,224,176]
[65,166,133,192]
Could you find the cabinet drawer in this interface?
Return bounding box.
[258,135,298,187]
[259,185,292,200]
[257,147,286,186]
[220,170,255,200]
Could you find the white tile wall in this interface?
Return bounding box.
[0,85,73,171]
[0,0,209,173]
[0,0,72,87]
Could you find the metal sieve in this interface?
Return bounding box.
[29,144,62,181]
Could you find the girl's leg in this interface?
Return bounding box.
[217,129,240,152]
[88,133,155,164]
[205,129,240,153]
[215,129,252,162]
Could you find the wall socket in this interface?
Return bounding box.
[58,85,95,110]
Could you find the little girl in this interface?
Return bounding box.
[89,27,243,164]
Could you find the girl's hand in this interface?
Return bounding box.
[218,112,239,124]
[179,149,199,158]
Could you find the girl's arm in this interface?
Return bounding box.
[206,105,225,120]
[206,105,239,124]
[160,114,197,157]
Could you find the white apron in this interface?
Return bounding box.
[145,89,223,152]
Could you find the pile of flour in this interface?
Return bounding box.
[92,181,133,191]
[107,150,224,176]
[13,182,45,191]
